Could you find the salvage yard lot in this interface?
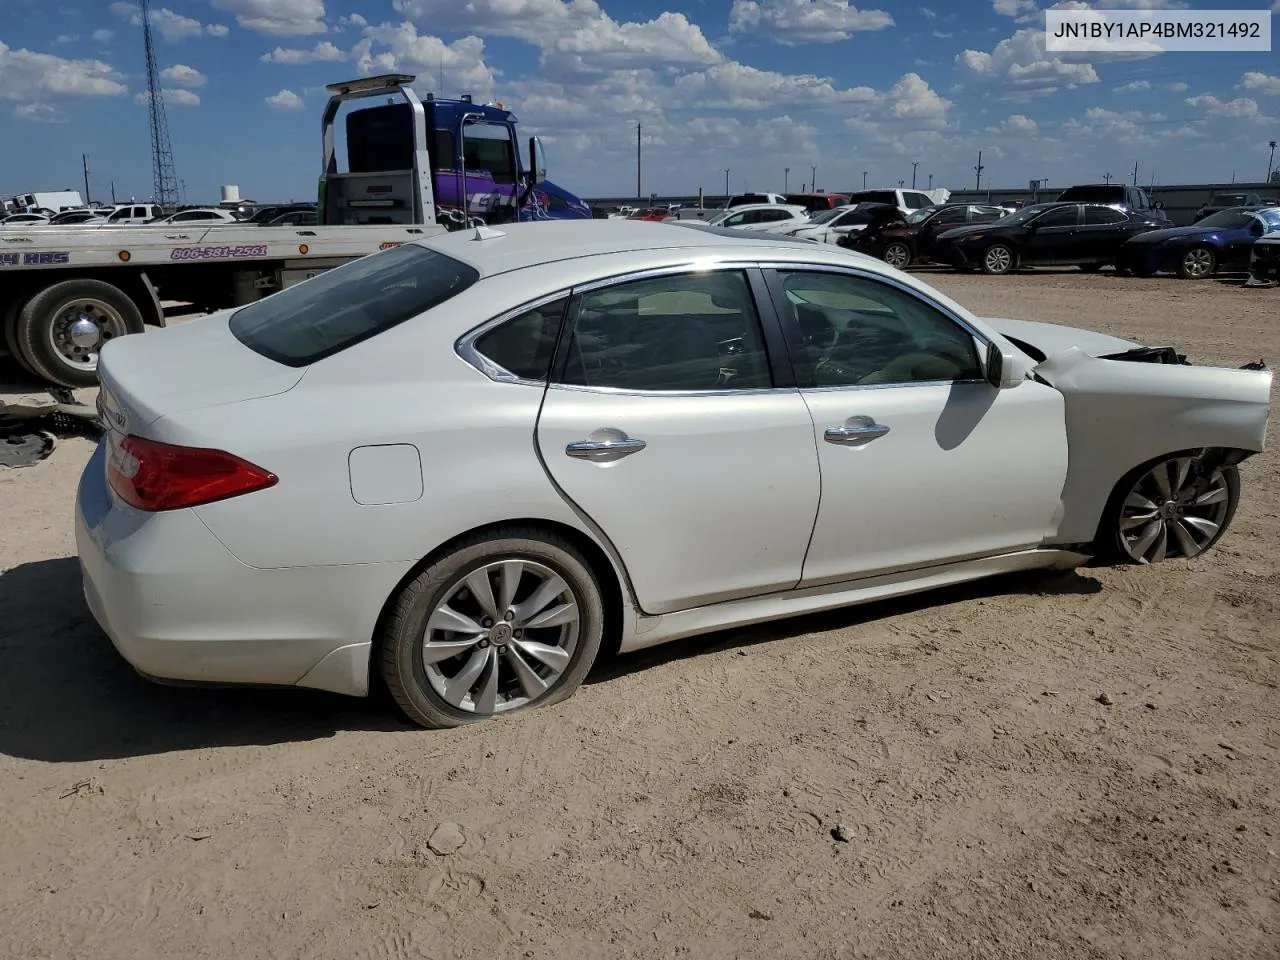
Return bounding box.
[1,270,1277,960]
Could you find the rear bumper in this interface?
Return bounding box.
[1247,241,1280,287]
[75,441,410,698]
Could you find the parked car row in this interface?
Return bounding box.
[0,202,318,229]
[843,200,1280,280]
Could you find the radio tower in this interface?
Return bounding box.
[141,0,179,207]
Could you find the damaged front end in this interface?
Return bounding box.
[1246,236,1280,288]
[1032,345,1271,545]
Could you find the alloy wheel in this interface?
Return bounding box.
[1117,457,1232,563]
[420,559,580,714]
[1181,247,1215,279]
[883,243,912,269]
[983,245,1013,274]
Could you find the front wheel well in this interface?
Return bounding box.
[1090,446,1254,551]
[368,519,627,694]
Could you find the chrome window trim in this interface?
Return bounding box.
[455,288,573,386]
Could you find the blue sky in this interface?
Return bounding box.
[1,0,1278,204]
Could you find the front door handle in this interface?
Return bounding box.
[824,420,890,446]
[565,437,647,461]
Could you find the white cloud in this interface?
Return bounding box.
[1116,80,1150,92]
[884,72,950,121]
[134,88,200,107]
[160,64,206,87]
[261,40,346,64]
[547,11,723,73]
[207,24,230,37]
[211,0,328,36]
[1186,94,1259,119]
[932,30,952,38]
[109,3,211,42]
[1165,81,1186,92]
[728,0,894,45]
[920,5,936,17]
[353,25,499,99]
[265,88,305,109]
[1003,113,1038,132]
[672,61,880,110]
[956,28,1098,97]
[92,29,114,43]
[992,0,1036,17]
[53,34,80,45]
[1240,72,1280,95]
[14,102,67,123]
[0,41,128,100]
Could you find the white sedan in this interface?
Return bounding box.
[704,203,810,232]
[77,220,1272,728]
[781,204,878,244]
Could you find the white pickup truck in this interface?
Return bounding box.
[1,72,558,387]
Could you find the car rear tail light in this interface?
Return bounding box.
[107,434,277,511]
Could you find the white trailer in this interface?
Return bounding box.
[1,73,550,388]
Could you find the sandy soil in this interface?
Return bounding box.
[2,271,1278,960]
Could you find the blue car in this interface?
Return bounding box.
[1118,206,1280,279]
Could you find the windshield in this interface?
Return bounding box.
[230,243,480,366]
[1196,210,1252,229]
[1257,208,1280,229]
[807,207,848,225]
[992,203,1058,225]
[907,205,941,224]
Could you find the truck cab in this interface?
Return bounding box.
[319,73,588,230]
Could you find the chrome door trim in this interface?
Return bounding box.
[565,437,648,460]
[823,422,890,446]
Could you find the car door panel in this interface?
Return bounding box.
[762,267,1069,586]
[535,269,821,615]
[1023,206,1081,264]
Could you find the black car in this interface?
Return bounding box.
[1192,192,1264,223]
[1056,183,1168,223]
[931,201,1167,274]
[848,203,1007,268]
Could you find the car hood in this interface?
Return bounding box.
[979,316,1138,359]
[1126,225,1224,245]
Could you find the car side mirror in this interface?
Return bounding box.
[528,136,546,184]
[985,340,1024,390]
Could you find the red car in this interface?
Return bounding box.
[629,207,674,222]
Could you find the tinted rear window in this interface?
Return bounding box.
[229,244,480,367]
[1057,186,1123,203]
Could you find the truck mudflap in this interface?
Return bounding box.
[1031,346,1272,544]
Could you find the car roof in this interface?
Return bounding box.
[717,203,807,214]
[414,219,886,279]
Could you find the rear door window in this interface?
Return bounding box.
[230,243,480,366]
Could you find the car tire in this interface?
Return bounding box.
[1094,452,1241,565]
[1177,246,1216,280]
[379,528,606,729]
[2,296,40,379]
[882,242,912,269]
[15,279,145,388]
[980,244,1015,275]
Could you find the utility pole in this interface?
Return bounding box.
[928,173,933,190]
[1268,141,1277,183]
[810,164,817,191]
[974,150,984,190]
[784,167,790,193]
[635,122,641,201]
[911,161,919,189]
[1103,171,1112,185]
[82,154,91,206]
[110,180,116,204]
[861,170,868,189]
[724,168,730,197]
[1132,161,1138,187]
[898,179,904,188]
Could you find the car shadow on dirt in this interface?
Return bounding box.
[586,566,1103,685]
[0,557,405,764]
[0,557,1102,762]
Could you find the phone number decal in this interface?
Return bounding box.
[170,244,269,261]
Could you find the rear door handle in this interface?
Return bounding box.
[565,438,647,461]
[824,422,890,446]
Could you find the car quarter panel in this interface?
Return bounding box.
[1035,348,1272,544]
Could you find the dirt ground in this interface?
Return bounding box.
[1,271,1278,960]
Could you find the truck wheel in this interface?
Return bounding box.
[15,279,145,388]
[3,298,40,378]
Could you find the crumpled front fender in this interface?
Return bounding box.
[1034,347,1272,544]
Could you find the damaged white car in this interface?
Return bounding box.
[76,220,1272,728]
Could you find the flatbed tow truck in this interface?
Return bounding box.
[1,73,571,388]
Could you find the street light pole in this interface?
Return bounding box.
[928,173,933,190]
[911,161,918,189]
[1268,140,1277,182]
[784,167,790,193]
[724,168,730,197]
[810,164,816,191]
[635,122,641,201]
[861,170,868,189]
